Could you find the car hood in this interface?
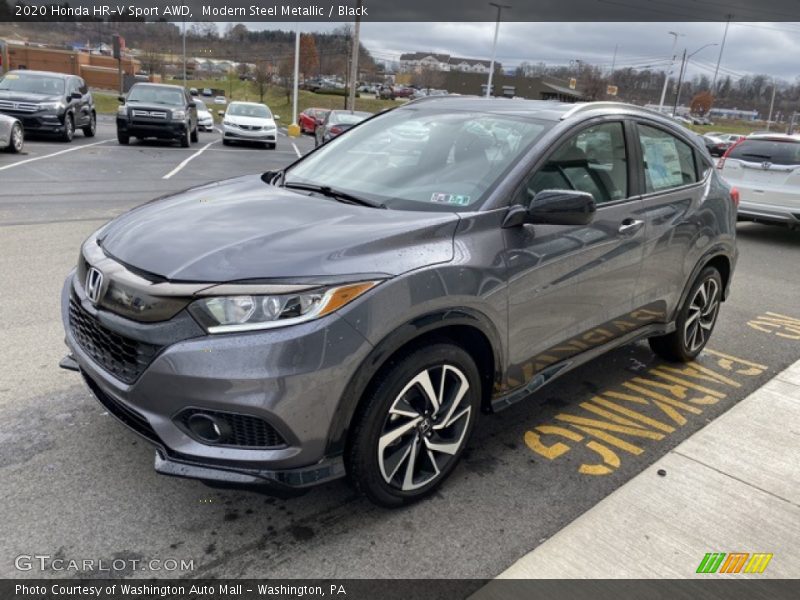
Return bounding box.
[197,110,213,119]
[98,175,458,282]
[226,115,275,128]
[0,90,60,103]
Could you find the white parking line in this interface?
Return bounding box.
[162,140,219,179]
[0,139,113,172]
[290,141,302,158]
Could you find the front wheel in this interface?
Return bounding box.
[180,128,190,148]
[7,123,24,153]
[190,125,198,143]
[346,343,481,507]
[61,114,74,142]
[649,266,722,362]
[117,131,129,145]
[82,112,96,137]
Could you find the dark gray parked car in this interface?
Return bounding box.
[60,99,737,507]
[116,82,198,147]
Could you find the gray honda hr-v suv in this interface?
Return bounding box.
[61,99,737,506]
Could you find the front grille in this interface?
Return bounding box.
[0,99,38,112]
[69,298,161,384]
[131,109,167,119]
[240,125,262,131]
[83,373,161,444]
[178,409,286,448]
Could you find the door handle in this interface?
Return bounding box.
[618,219,644,235]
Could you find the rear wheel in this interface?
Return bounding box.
[82,112,96,137]
[649,266,722,362]
[7,123,24,153]
[346,343,480,507]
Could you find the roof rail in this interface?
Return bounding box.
[559,101,665,121]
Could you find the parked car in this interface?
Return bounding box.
[202,88,213,97]
[214,96,227,105]
[0,113,24,153]
[116,83,198,147]
[221,101,278,149]
[393,86,415,99]
[0,69,96,142]
[195,99,214,132]
[315,110,372,146]
[299,107,330,135]
[189,87,199,97]
[60,99,736,507]
[378,85,395,100]
[703,132,745,157]
[718,133,800,227]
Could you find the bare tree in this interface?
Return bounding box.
[251,61,270,102]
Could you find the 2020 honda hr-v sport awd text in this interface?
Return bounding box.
[61,99,737,507]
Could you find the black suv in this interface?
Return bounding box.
[116,83,198,147]
[0,70,96,142]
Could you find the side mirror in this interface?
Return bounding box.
[71,91,83,100]
[217,110,225,117]
[189,101,197,108]
[118,95,125,103]
[273,114,281,120]
[528,190,596,226]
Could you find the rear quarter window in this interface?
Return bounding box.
[728,139,800,165]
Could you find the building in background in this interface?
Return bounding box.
[399,52,499,75]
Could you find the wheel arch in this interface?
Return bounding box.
[672,249,733,322]
[326,309,504,457]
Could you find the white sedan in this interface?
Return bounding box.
[0,113,24,153]
[194,99,214,132]
[221,101,278,149]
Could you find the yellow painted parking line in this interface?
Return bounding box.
[0,139,113,172]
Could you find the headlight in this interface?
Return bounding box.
[188,281,380,333]
[117,105,127,116]
[223,120,235,127]
[39,101,64,111]
[172,110,186,121]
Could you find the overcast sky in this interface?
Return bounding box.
[253,21,800,83]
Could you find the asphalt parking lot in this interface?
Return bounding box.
[1,120,799,579]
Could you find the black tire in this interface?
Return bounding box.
[346,343,481,507]
[222,138,231,146]
[180,127,190,148]
[61,113,74,142]
[6,123,24,153]
[265,142,276,150]
[649,266,723,362]
[82,112,96,137]
[190,125,198,143]
[117,131,129,145]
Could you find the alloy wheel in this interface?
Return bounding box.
[11,124,23,152]
[377,365,472,491]
[684,277,720,353]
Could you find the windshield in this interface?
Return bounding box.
[728,139,800,166]
[285,107,551,212]
[228,104,272,119]
[330,111,371,125]
[127,86,184,106]
[0,72,65,95]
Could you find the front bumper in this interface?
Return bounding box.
[222,124,276,141]
[60,270,373,488]
[0,109,65,133]
[117,118,186,139]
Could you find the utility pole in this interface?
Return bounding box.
[288,24,300,137]
[766,80,777,131]
[348,0,361,113]
[672,49,687,117]
[711,16,731,95]
[658,31,681,115]
[182,20,187,85]
[486,3,511,98]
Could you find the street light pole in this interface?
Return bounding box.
[291,24,300,134]
[658,31,681,114]
[348,0,362,113]
[711,16,731,95]
[486,3,510,98]
[182,20,186,85]
[767,79,777,131]
[672,43,718,117]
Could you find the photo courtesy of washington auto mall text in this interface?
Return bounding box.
[0,0,799,599]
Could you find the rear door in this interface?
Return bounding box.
[721,137,800,210]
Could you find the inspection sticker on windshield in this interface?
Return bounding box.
[430,193,471,206]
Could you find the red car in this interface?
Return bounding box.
[298,108,331,135]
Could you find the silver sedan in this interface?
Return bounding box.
[0,113,24,153]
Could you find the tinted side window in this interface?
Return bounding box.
[78,78,88,94]
[727,139,800,165]
[521,122,628,205]
[638,124,697,193]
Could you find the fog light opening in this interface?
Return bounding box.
[187,413,230,444]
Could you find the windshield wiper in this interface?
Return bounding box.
[283,182,385,208]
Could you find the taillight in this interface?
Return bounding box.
[717,137,745,169]
[330,126,342,134]
[730,187,740,207]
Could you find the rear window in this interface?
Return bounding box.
[728,139,800,165]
